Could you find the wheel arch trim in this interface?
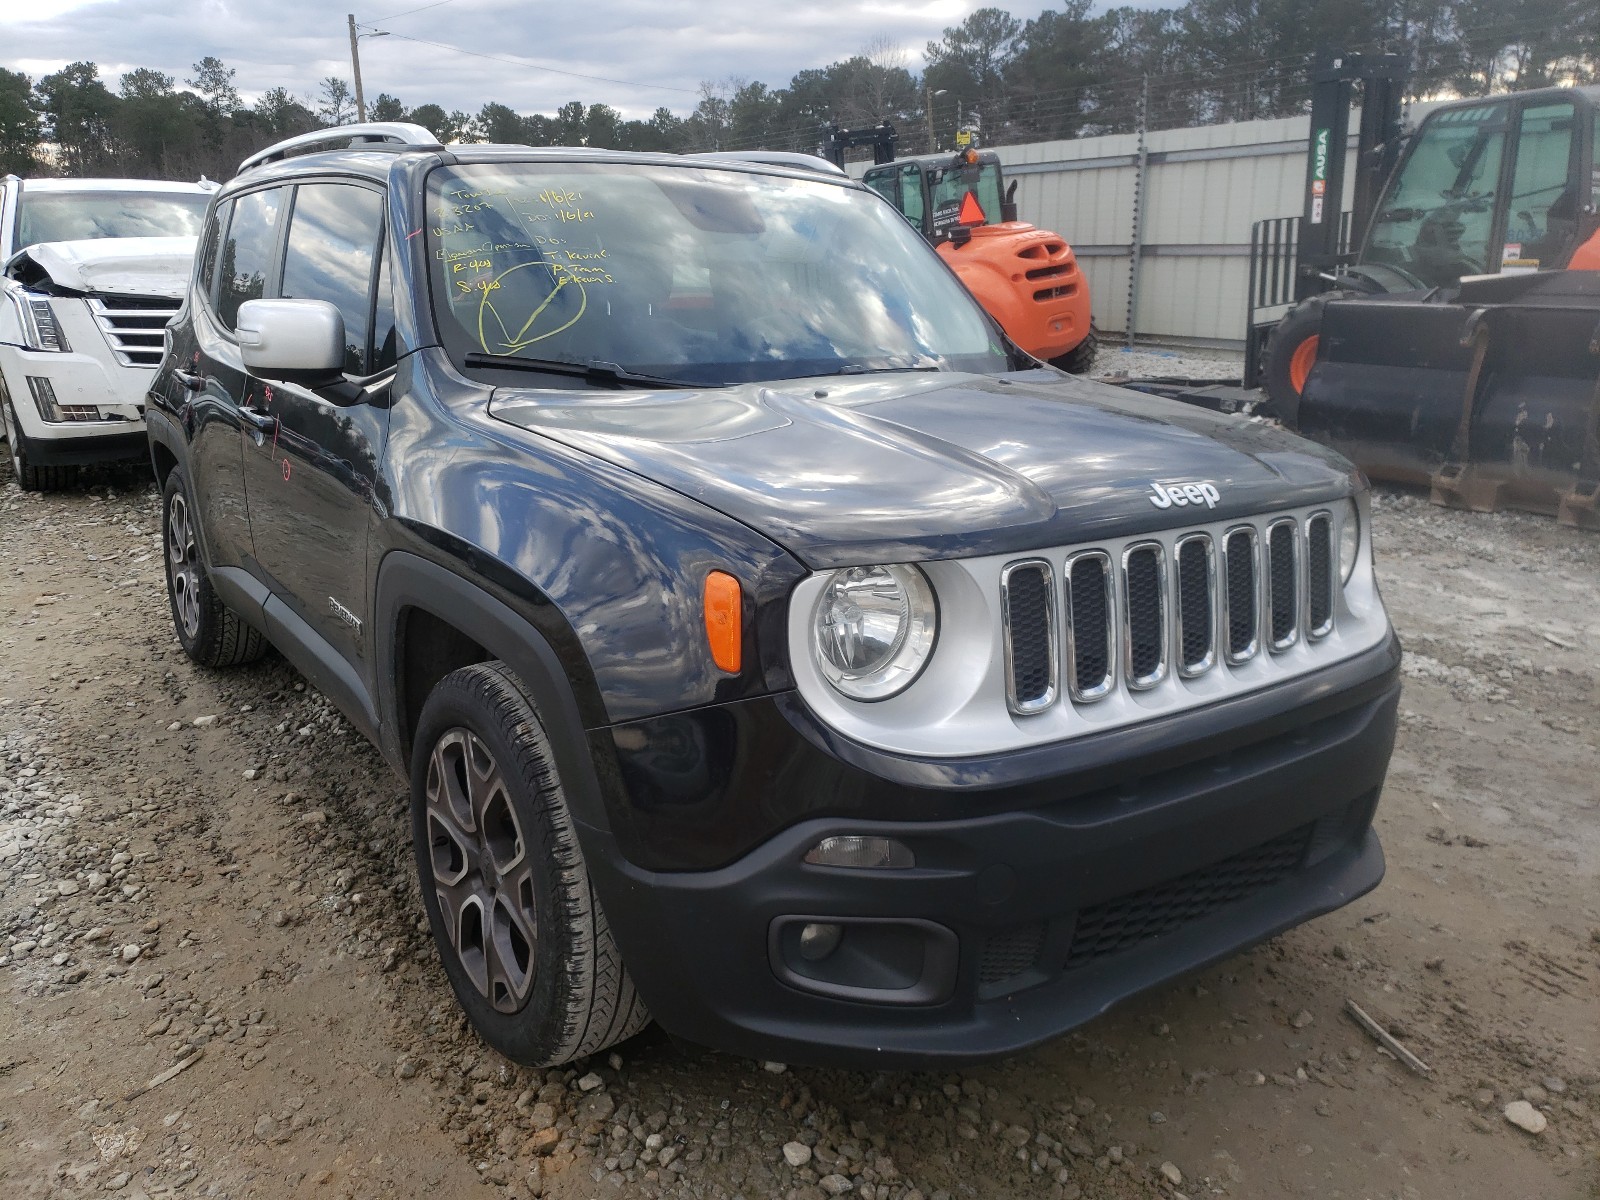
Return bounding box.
[374,549,614,836]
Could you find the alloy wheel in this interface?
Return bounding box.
[425,728,537,1013]
[166,491,203,640]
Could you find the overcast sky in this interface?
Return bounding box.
[7,0,1087,121]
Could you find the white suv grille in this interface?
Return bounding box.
[89,296,180,367]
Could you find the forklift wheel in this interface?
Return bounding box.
[1263,292,1350,428]
[1048,327,1098,375]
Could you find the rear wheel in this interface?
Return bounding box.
[162,468,266,667]
[411,662,649,1066]
[1,385,78,492]
[1263,292,1349,428]
[1049,326,1098,375]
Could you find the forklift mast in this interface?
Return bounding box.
[820,123,898,170]
[1296,51,1409,300]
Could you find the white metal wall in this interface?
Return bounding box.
[853,114,1366,346]
[997,116,1364,345]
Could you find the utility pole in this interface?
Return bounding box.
[924,86,946,153]
[348,13,367,123]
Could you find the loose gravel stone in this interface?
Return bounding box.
[1504,1101,1547,1135]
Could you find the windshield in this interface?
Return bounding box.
[16,190,210,250]
[425,162,1011,386]
[1363,102,1508,287]
[926,161,1003,234]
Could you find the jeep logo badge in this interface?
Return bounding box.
[1149,480,1221,510]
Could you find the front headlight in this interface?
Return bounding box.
[1338,498,1360,583]
[811,563,937,701]
[13,291,71,353]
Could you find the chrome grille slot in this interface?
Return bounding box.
[1306,512,1334,638]
[1000,560,1057,715]
[1223,527,1259,662]
[1266,518,1299,650]
[1175,534,1216,676]
[1064,551,1114,701]
[89,295,181,367]
[1121,542,1167,689]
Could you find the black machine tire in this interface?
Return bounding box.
[410,661,650,1067]
[162,468,267,667]
[1263,291,1353,429]
[1049,326,1098,375]
[2,389,78,492]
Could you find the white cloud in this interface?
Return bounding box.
[5,0,1064,120]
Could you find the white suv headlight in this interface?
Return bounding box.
[811,563,937,701]
[13,290,71,353]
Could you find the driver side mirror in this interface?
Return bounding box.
[236,298,346,386]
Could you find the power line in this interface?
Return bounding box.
[366,0,457,22]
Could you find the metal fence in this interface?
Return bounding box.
[854,113,1369,348]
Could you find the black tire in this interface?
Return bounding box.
[411,661,649,1067]
[161,468,266,667]
[1,387,78,492]
[1048,326,1098,375]
[1263,292,1350,429]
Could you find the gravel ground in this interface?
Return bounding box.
[1089,345,1247,384]
[1,442,1597,1200]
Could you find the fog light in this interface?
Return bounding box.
[803,836,914,869]
[26,376,63,422]
[798,922,842,962]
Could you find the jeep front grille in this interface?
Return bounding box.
[1000,560,1056,714]
[1001,508,1340,715]
[89,295,181,367]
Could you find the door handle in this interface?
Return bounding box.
[240,408,277,433]
[172,369,206,392]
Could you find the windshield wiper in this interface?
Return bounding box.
[463,352,700,389]
[819,360,945,377]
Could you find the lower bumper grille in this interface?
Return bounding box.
[976,823,1314,993]
[1064,823,1312,970]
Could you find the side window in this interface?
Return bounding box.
[864,170,898,207]
[279,183,384,375]
[217,188,286,330]
[196,199,230,306]
[900,165,926,227]
[1507,101,1577,268]
[372,240,397,373]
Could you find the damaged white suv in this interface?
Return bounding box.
[0,177,212,490]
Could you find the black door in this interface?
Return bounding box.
[184,187,290,570]
[238,181,393,675]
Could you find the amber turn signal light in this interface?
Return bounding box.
[703,571,742,673]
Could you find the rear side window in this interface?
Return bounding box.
[279,183,384,375]
[218,188,286,330]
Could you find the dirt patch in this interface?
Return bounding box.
[1,463,1597,1200]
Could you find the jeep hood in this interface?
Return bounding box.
[5,236,196,298]
[488,370,1360,568]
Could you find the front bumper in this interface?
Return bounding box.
[581,633,1400,1068]
[0,347,150,453]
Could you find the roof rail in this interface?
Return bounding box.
[688,151,847,177]
[238,122,443,176]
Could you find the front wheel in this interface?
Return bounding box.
[1263,292,1350,428]
[1,385,78,492]
[411,661,650,1066]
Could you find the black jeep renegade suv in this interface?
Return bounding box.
[147,123,1401,1069]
